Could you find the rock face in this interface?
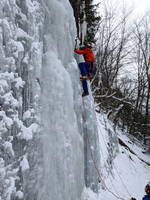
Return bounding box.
[0,0,100,200]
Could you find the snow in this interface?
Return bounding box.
[0,158,6,179]
[117,133,150,164]
[0,72,15,82]
[26,0,40,13]
[3,92,19,108]
[8,39,24,59]
[22,54,29,64]
[23,109,35,121]
[14,77,25,89]
[0,111,13,130]
[16,28,31,40]
[20,155,30,172]
[17,123,38,141]
[0,80,9,95]
[15,191,24,199]
[96,112,150,200]
[82,187,99,200]
[3,141,15,157]
[0,0,149,200]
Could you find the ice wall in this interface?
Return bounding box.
[0,0,44,199]
[0,0,100,199]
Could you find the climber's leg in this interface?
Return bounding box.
[78,62,89,96]
[78,62,88,76]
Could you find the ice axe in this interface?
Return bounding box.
[74,37,78,50]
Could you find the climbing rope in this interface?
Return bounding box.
[97,130,122,197]
[98,116,132,197]
[82,100,129,200]
[113,164,131,197]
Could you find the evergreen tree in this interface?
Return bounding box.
[69,0,101,44]
[84,0,101,44]
[69,0,81,37]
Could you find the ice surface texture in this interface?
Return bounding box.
[0,0,100,200]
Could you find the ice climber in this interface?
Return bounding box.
[143,182,150,200]
[131,182,150,200]
[74,44,96,97]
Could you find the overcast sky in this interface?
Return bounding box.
[94,0,150,77]
[94,0,150,17]
[130,0,150,15]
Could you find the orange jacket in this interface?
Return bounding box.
[74,48,96,62]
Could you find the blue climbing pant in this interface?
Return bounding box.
[78,62,93,93]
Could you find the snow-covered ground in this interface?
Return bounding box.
[0,0,149,200]
[82,112,150,200]
[84,112,150,200]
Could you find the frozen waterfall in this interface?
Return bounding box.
[40,0,100,199]
[0,0,100,199]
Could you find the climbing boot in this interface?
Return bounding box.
[80,76,89,80]
[82,92,89,97]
